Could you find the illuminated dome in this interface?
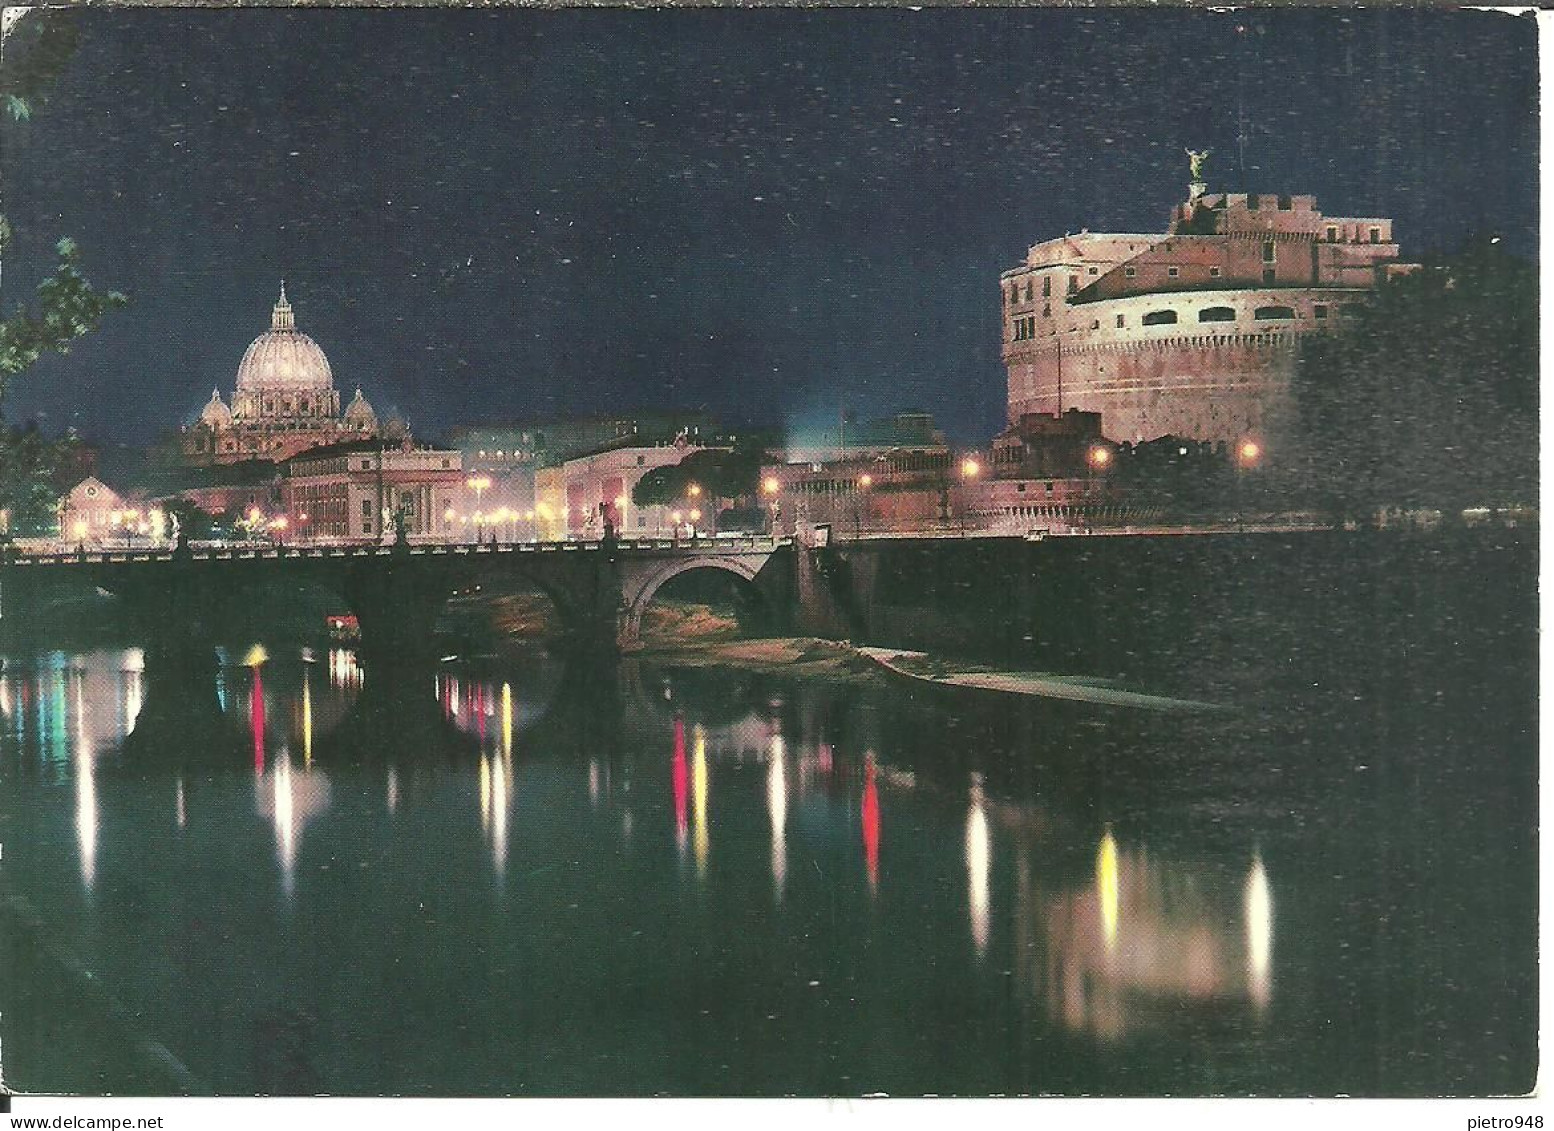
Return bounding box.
[344,387,378,430]
[199,388,232,427]
[234,283,334,392]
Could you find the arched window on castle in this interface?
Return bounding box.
[1198,307,1236,323]
[1254,306,1296,321]
[1142,310,1178,326]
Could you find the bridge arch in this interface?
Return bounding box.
[618,555,768,650]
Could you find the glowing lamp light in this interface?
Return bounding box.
[859,473,873,489]
[269,516,288,531]
[1239,440,1263,466]
[615,495,628,509]
[688,483,703,498]
[671,510,683,524]
[1088,445,1113,468]
[445,508,457,522]
[762,476,781,495]
[689,509,702,522]
[72,519,88,538]
[960,458,981,479]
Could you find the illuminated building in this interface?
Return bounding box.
[56,476,129,545]
[1001,163,1415,446]
[182,285,381,466]
[282,441,464,541]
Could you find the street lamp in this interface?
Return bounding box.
[855,473,873,538]
[1235,439,1262,531]
[466,475,491,542]
[960,458,980,480]
[762,475,782,535]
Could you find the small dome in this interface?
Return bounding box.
[200,388,232,428]
[344,387,378,429]
[234,283,335,393]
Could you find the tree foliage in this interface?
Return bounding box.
[1288,242,1537,518]
[0,9,128,533]
[0,235,129,385]
[631,444,768,508]
[0,422,81,534]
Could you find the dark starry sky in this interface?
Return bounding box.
[0,6,1538,447]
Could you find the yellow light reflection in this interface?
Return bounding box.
[692,726,709,878]
[1246,851,1273,1013]
[1097,826,1120,953]
[966,777,990,956]
[479,753,491,832]
[501,682,513,763]
[767,735,787,899]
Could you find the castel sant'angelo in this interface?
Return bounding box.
[1000,151,1416,448]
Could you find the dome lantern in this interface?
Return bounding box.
[272,281,295,331]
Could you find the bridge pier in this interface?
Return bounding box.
[115,563,229,756]
[344,556,451,677]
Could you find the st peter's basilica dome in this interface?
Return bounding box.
[234,283,334,392]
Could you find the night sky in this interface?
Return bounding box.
[0,7,1538,448]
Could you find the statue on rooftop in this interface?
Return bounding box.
[1186,147,1211,183]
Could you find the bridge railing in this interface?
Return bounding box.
[1,534,792,567]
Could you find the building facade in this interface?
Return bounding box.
[182,285,381,466]
[1001,177,1415,447]
[57,477,130,545]
[282,442,463,542]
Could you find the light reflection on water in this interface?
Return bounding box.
[0,642,1309,1094]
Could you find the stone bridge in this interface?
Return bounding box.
[0,536,792,672]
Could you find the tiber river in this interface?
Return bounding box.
[0,602,1536,1097]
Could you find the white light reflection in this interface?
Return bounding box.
[300,669,313,767]
[387,765,399,814]
[966,775,990,956]
[589,760,600,806]
[489,755,509,879]
[1246,850,1273,1013]
[255,752,332,899]
[175,777,187,830]
[692,725,709,879]
[328,648,361,690]
[123,650,144,734]
[478,751,511,879]
[767,734,787,899]
[73,673,97,892]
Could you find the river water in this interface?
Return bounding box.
[0,616,1536,1097]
